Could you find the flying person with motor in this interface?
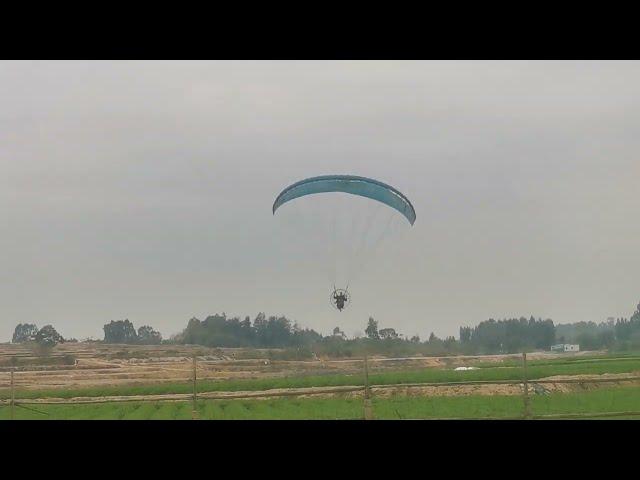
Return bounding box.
[331,287,350,311]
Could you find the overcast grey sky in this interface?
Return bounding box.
[1,61,639,342]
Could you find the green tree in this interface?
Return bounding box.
[103,319,138,344]
[459,326,472,344]
[35,325,64,348]
[365,317,379,340]
[597,330,615,348]
[137,325,162,345]
[443,336,457,348]
[12,323,39,343]
[576,332,598,350]
[379,328,398,339]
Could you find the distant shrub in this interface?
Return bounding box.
[63,354,76,365]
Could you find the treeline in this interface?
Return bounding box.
[10,320,163,347]
[173,314,460,358]
[458,303,640,353]
[555,306,640,351]
[168,302,640,356]
[11,302,640,357]
[171,314,554,357]
[173,313,322,348]
[459,317,556,354]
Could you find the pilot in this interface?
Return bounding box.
[333,291,348,311]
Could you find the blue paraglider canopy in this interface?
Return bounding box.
[272,175,416,225]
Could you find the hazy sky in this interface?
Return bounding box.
[1,60,639,342]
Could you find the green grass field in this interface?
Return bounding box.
[3,385,640,420]
[3,353,640,401]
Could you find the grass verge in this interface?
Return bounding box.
[3,385,640,420]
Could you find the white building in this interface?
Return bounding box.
[551,344,580,353]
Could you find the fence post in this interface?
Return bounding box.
[363,353,374,420]
[192,355,199,420]
[10,370,15,421]
[522,352,532,419]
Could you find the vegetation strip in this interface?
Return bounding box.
[4,386,640,420]
[380,375,640,388]
[532,411,640,419]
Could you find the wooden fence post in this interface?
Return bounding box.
[522,352,532,419]
[363,353,374,420]
[192,355,199,420]
[10,370,15,421]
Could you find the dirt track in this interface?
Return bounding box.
[3,372,639,406]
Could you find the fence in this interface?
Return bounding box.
[2,353,640,419]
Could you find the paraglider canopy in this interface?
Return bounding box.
[272,175,416,225]
[272,174,416,312]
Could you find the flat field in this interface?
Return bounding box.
[1,343,639,419]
